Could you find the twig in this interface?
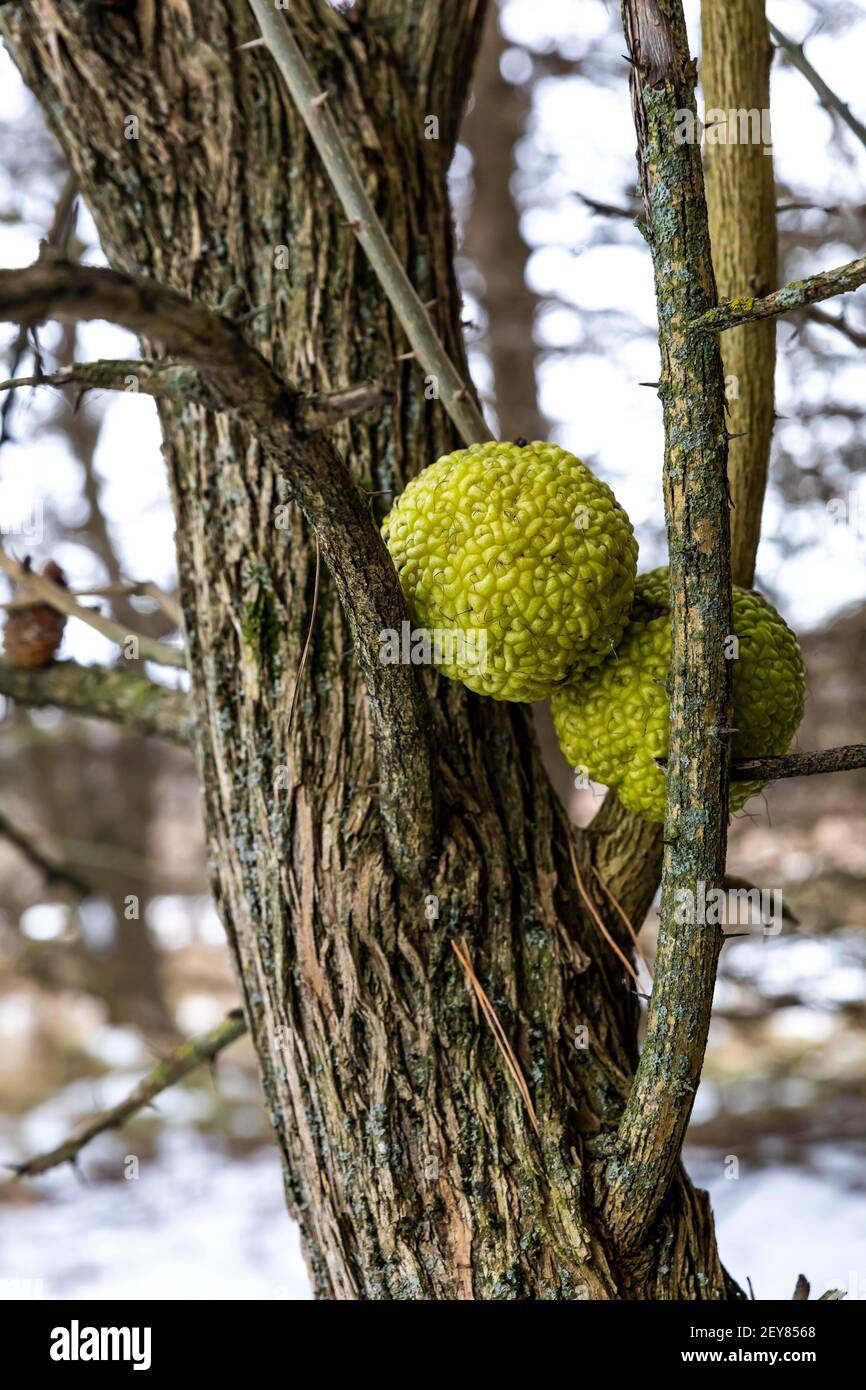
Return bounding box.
[768,21,866,153]
[287,531,320,736]
[0,548,185,668]
[691,256,866,333]
[70,580,183,630]
[567,839,641,987]
[805,305,866,351]
[0,808,91,899]
[451,937,539,1135]
[655,744,866,782]
[1,171,77,447]
[6,1011,247,1179]
[245,0,492,448]
[591,865,653,980]
[0,657,193,744]
[301,382,394,432]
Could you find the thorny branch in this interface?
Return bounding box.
[6,1011,248,1179]
[0,361,393,434]
[692,255,866,333]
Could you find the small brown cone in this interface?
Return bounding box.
[3,560,68,668]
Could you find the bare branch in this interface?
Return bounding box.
[691,256,866,333]
[7,1011,247,1179]
[245,0,492,447]
[0,547,185,668]
[301,382,394,431]
[71,580,183,630]
[0,657,194,744]
[805,305,866,350]
[769,21,866,153]
[0,359,219,409]
[728,744,866,782]
[0,808,91,899]
[0,360,393,432]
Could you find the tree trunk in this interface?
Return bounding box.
[2,0,738,1298]
[702,0,777,586]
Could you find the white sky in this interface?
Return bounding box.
[1,0,864,662]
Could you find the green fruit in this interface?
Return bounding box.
[381,441,638,701]
[551,567,806,821]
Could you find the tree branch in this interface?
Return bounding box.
[768,20,866,153]
[0,360,394,432]
[728,744,866,782]
[0,546,185,668]
[604,0,733,1257]
[6,1010,247,1179]
[0,257,436,879]
[0,807,92,899]
[70,579,183,630]
[0,657,194,744]
[656,745,866,781]
[691,255,866,333]
[245,0,492,448]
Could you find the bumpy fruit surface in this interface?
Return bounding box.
[381,441,638,701]
[551,567,806,821]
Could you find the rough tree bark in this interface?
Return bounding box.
[2,0,737,1298]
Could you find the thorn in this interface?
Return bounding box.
[773,411,789,421]
[237,37,266,51]
[621,53,635,66]
[310,90,330,110]
[631,989,652,1001]
[726,429,750,441]
[423,298,438,310]
[69,1155,88,1186]
[638,381,660,388]
[395,350,416,362]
